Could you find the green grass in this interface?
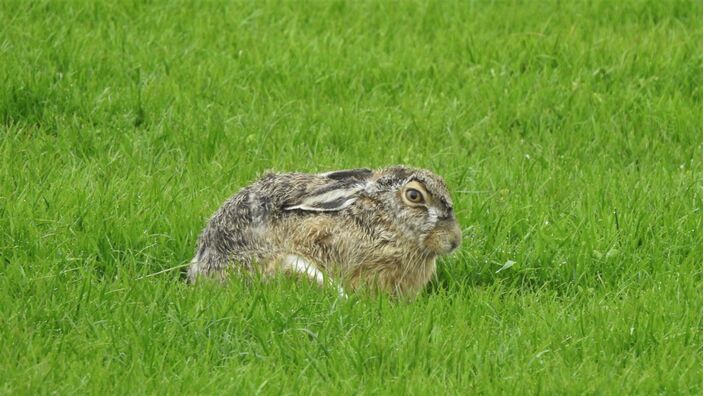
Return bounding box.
[0,0,701,394]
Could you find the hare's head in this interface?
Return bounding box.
[281,166,462,256]
[370,166,462,256]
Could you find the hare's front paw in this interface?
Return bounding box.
[278,254,347,298]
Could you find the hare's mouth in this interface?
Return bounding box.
[423,220,462,255]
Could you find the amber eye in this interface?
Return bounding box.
[405,188,424,203]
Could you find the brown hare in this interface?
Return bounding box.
[187,166,462,298]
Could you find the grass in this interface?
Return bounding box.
[0,0,701,394]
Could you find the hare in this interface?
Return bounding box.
[187,166,462,298]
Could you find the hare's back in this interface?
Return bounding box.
[212,168,373,233]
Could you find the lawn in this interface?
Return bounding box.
[0,0,701,394]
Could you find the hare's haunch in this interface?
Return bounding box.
[188,166,462,297]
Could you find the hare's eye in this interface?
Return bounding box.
[405,189,424,203]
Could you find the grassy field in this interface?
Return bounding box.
[0,0,701,394]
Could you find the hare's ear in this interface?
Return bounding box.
[319,168,373,182]
[284,180,369,212]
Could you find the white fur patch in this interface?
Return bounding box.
[427,207,440,226]
[281,255,325,285]
[280,255,347,298]
[285,199,356,212]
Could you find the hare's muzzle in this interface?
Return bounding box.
[424,217,462,255]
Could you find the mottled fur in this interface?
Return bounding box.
[187,166,462,298]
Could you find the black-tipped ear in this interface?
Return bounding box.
[284,180,367,212]
[319,168,373,182]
